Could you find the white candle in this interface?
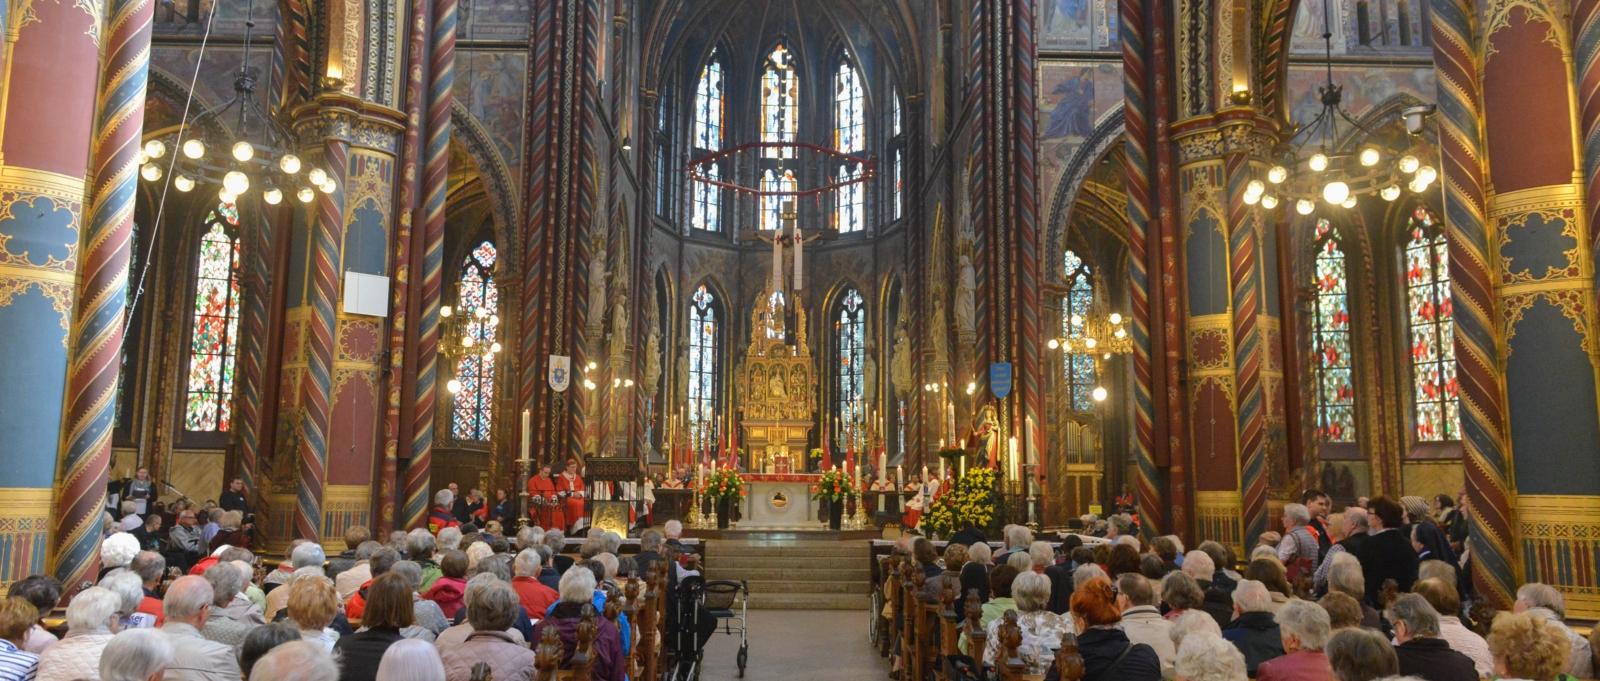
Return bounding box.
[1009,435,1020,481]
[896,465,903,489]
[520,409,531,462]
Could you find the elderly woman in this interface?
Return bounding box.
[36,587,122,681]
[336,573,418,681]
[1325,628,1396,681]
[1169,609,1223,653]
[0,596,40,677]
[1255,599,1334,681]
[529,567,624,681]
[424,551,469,619]
[981,571,1072,677]
[911,537,942,580]
[98,628,173,681]
[100,571,156,630]
[1221,580,1283,676]
[208,511,249,552]
[1323,554,1379,628]
[1317,592,1364,631]
[921,543,968,604]
[286,577,341,651]
[437,581,533,681]
[1071,577,1161,681]
[1514,582,1593,678]
[1161,571,1206,621]
[1488,611,1574,681]
[389,560,448,638]
[1173,632,1247,681]
[376,638,446,681]
[1107,543,1142,578]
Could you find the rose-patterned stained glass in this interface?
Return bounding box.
[834,162,865,233]
[183,203,242,432]
[834,289,866,451]
[450,241,499,441]
[760,168,796,231]
[1312,219,1355,442]
[833,58,865,153]
[1404,207,1459,441]
[761,44,799,158]
[1061,250,1096,412]
[693,50,724,151]
[688,285,720,450]
[692,163,722,232]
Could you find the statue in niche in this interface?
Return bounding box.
[891,317,913,397]
[643,313,662,395]
[586,258,608,331]
[751,367,768,401]
[675,346,689,404]
[931,299,951,366]
[967,403,1002,469]
[863,344,878,401]
[955,250,977,338]
[770,369,787,398]
[609,292,629,357]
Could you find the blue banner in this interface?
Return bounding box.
[990,362,1013,399]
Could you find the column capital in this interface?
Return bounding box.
[291,92,407,155]
[1172,109,1281,165]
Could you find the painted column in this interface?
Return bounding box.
[1479,3,1600,616]
[0,0,104,586]
[53,0,156,590]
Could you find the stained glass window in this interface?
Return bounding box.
[763,290,786,340]
[760,168,796,231]
[1312,219,1355,442]
[834,58,864,153]
[183,203,242,432]
[688,285,720,450]
[1061,250,1096,412]
[891,91,904,220]
[1404,207,1459,442]
[834,289,866,451]
[693,51,724,151]
[692,163,721,232]
[834,163,865,233]
[450,241,499,442]
[761,44,799,158]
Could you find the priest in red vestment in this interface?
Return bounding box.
[526,463,563,530]
[554,458,587,533]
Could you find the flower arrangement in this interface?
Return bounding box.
[701,466,747,502]
[810,467,858,502]
[922,467,999,537]
[808,447,824,460]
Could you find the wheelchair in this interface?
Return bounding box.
[667,575,750,679]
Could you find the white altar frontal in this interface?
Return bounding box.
[738,476,821,529]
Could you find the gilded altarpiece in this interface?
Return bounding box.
[736,287,816,474]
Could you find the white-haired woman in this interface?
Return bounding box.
[376,638,446,681]
[98,628,173,681]
[530,568,625,681]
[1174,632,1247,681]
[982,571,1073,677]
[37,587,122,681]
[98,571,155,629]
[1256,599,1334,681]
[1169,608,1223,652]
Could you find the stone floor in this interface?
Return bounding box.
[698,609,886,680]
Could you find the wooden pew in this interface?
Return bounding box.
[901,560,922,681]
[1056,631,1085,681]
[995,611,1027,681]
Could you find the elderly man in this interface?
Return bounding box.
[1221,580,1284,677]
[1313,506,1368,595]
[166,509,205,572]
[1387,592,1477,681]
[406,529,441,590]
[635,530,664,578]
[428,489,459,534]
[995,524,1034,565]
[1276,503,1321,583]
[512,549,560,616]
[1116,573,1176,676]
[265,542,325,620]
[1410,577,1492,676]
[1180,550,1234,627]
[248,639,338,681]
[1256,599,1334,681]
[335,541,381,601]
[1514,582,1594,678]
[158,576,240,681]
[1105,514,1134,542]
[37,587,121,681]
[199,565,257,649]
[130,552,167,625]
[98,628,174,681]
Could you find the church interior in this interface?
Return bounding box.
[4,0,1600,678]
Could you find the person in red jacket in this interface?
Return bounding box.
[423,550,469,619]
[428,489,460,534]
[526,463,563,530]
[554,458,586,533]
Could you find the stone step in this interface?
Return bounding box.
[709,544,867,559]
[702,566,871,582]
[739,579,872,595]
[746,592,869,610]
[707,555,871,571]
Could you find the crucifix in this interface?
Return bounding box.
[746,199,824,294]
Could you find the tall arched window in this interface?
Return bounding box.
[183,202,243,432]
[834,288,866,451]
[688,284,721,450]
[450,241,499,442]
[690,50,724,232]
[760,168,796,231]
[1404,207,1459,442]
[760,44,799,232]
[1061,250,1096,412]
[833,57,866,233]
[1311,219,1355,442]
[890,90,904,220]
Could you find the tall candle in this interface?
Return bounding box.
[1008,435,1020,482]
[896,465,903,489]
[520,409,531,462]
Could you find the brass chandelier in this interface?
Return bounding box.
[441,289,502,395]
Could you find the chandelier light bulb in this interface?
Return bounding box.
[490,342,502,354]
[1092,386,1108,402]
[587,362,598,371]
[1398,155,1420,174]
[1070,314,1083,326]
[1359,147,1381,167]
[307,167,328,185]
[462,336,475,348]
[1109,312,1123,325]
[174,174,195,192]
[965,381,977,395]
[1261,194,1280,210]
[320,178,337,194]
[1244,191,1261,205]
[218,188,236,204]
[1409,178,1428,193]
[1047,338,1060,350]
[1114,328,1127,339]
[1085,337,1098,349]
[1246,180,1265,196]
[1296,199,1315,215]
[263,188,283,205]
[489,314,500,327]
[279,154,302,174]
[297,187,315,203]
[613,378,622,388]
[143,139,167,159]
[231,140,255,162]
[475,306,489,318]
[1416,165,1438,185]
[441,306,453,318]
[223,170,249,195]
[1322,180,1350,205]
[624,378,635,387]
[447,378,462,394]
[140,164,162,182]
[1268,165,1288,184]
[1381,185,1402,201]
[182,139,206,159]
[1341,196,1358,209]
[1309,153,1330,172]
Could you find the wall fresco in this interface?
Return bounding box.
[1289,0,1432,56]
[1037,60,1122,225]
[457,50,528,178]
[1036,0,1119,52]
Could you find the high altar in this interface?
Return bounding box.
[736,284,816,475]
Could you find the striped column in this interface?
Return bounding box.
[1120,0,1163,535]
[52,0,156,590]
[293,138,348,542]
[402,0,455,530]
[1576,0,1600,245]
[1224,148,1269,546]
[0,0,104,587]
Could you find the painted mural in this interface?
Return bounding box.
[1036,0,1119,52]
[150,47,274,116]
[1290,0,1432,55]
[459,0,533,41]
[457,50,529,178]
[154,0,272,36]
[1037,61,1123,226]
[1284,64,1434,124]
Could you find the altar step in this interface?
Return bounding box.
[705,539,872,610]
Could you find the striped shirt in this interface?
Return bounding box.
[0,640,38,681]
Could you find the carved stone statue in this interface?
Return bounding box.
[955,252,977,338]
[770,370,787,398]
[863,345,878,400]
[891,318,913,397]
[586,260,608,330]
[675,346,689,404]
[931,299,951,366]
[968,403,1002,469]
[609,292,628,357]
[643,318,662,395]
